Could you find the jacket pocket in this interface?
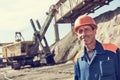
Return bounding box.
[100,59,115,79]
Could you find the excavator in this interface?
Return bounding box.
[1,5,56,70]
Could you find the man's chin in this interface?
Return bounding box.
[83,41,89,45]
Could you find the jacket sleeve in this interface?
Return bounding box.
[74,61,80,80]
[115,48,120,80]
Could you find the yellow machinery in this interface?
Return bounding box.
[1,33,41,70]
[2,41,34,58]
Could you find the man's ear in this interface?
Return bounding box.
[93,28,97,34]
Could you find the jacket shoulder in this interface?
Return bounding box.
[102,43,118,53]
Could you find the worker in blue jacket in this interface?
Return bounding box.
[73,14,120,80]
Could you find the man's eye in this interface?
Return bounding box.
[85,28,92,32]
[78,30,83,33]
[85,28,89,31]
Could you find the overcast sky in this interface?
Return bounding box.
[0,0,57,31]
[0,0,119,45]
[0,0,60,44]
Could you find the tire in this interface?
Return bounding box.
[31,61,40,67]
[11,62,21,70]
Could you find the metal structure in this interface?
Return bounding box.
[52,0,113,41]
[1,5,57,70]
[54,0,113,23]
[2,36,41,70]
[15,32,25,41]
[30,19,55,65]
[29,5,57,65]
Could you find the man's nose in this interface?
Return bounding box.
[80,33,86,39]
[81,30,87,35]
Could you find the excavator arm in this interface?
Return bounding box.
[30,5,57,64]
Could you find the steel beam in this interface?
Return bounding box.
[54,0,113,23]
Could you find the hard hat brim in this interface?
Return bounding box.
[73,24,98,32]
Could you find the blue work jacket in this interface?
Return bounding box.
[74,41,119,80]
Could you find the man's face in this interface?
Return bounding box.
[76,25,96,45]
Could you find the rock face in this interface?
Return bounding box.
[95,7,120,47]
[51,32,80,63]
[51,7,120,63]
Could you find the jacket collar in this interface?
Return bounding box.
[80,40,104,58]
[94,40,104,54]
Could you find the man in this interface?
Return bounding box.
[73,15,120,80]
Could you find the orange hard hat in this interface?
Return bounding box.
[73,15,98,32]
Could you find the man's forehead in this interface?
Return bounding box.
[78,25,91,29]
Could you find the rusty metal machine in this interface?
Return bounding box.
[1,4,57,70]
[2,32,40,69]
[1,5,57,69]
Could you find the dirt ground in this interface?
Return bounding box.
[0,61,74,80]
